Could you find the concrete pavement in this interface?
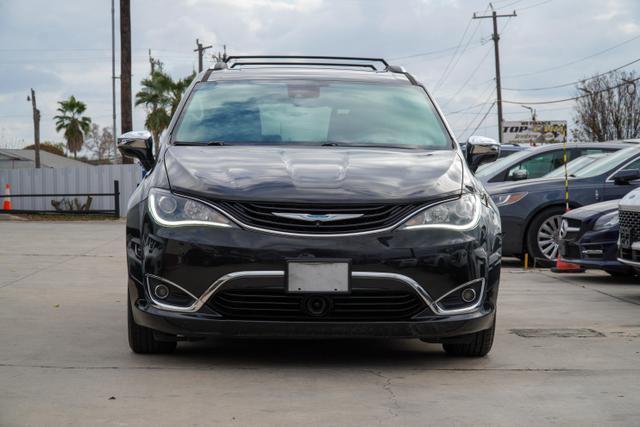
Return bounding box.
[1,221,639,426]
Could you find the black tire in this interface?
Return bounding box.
[442,321,495,357]
[526,206,566,268]
[128,295,177,354]
[605,270,630,277]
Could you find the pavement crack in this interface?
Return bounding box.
[363,369,400,417]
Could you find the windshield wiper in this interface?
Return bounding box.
[320,142,415,149]
[173,140,227,146]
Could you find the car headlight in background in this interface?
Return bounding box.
[491,192,527,207]
[400,193,480,230]
[593,211,619,231]
[149,188,236,228]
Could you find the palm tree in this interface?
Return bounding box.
[135,70,172,154]
[136,69,196,153]
[168,71,196,116]
[53,96,92,159]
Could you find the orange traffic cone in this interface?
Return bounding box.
[2,183,11,210]
[551,256,585,273]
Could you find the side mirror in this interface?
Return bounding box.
[465,135,500,173]
[509,169,529,181]
[613,168,640,185]
[118,130,155,170]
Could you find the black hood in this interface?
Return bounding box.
[164,146,463,203]
[564,199,620,220]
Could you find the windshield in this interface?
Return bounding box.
[173,81,452,149]
[573,146,640,178]
[475,148,532,177]
[544,154,606,178]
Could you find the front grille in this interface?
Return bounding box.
[215,201,420,234]
[619,209,640,243]
[620,247,640,262]
[208,288,426,321]
[560,242,581,260]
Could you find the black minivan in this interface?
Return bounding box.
[119,56,503,357]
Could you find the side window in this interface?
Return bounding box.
[506,150,564,181]
[621,158,640,171]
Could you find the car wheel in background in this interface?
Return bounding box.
[604,270,631,277]
[526,206,566,267]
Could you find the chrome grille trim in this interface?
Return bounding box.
[143,271,485,316]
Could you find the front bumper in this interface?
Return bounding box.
[127,219,501,339]
[560,228,632,273]
[130,293,496,339]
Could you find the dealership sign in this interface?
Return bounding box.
[503,120,567,145]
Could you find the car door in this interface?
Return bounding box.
[602,156,640,200]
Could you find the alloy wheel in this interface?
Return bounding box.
[537,214,563,260]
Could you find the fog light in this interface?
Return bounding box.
[154,284,170,300]
[461,288,477,303]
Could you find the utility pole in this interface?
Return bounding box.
[194,38,212,72]
[473,6,516,143]
[120,0,133,163]
[27,89,41,168]
[148,49,161,73]
[111,0,118,163]
[521,105,537,121]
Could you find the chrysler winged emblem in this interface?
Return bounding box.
[272,212,363,222]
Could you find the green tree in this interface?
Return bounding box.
[135,68,196,153]
[135,70,171,154]
[53,96,92,159]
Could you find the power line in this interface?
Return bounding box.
[457,88,497,138]
[431,19,475,92]
[503,75,640,105]
[440,14,513,109]
[473,7,518,142]
[440,48,494,109]
[468,102,496,137]
[503,33,640,79]
[517,0,554,11]
[502,56,640,91]
[388,41,483,61]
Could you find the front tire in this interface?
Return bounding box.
[128,295,177,354]
[526,206,565,267]
[442,321,495,357]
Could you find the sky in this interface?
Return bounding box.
[1,0,639,150]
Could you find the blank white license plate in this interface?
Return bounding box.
[287,261,350,293]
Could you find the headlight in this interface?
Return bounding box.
[400,194,480,230]
[491,192,527,207]
[593,211,619,231]
[148,188,236,228]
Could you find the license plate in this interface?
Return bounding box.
[287,260,351,293]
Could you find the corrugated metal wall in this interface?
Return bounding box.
[0,165,143,216]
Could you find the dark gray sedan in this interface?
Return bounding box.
[486,145,640,264]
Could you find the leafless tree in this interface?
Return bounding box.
[85,124,113,161]
[572,70,640,142]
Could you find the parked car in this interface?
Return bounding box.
[475,142,629,184]
[487,145,640,264]
[543,153,607,178]
[558,200,633,276]
[617,187,640,272]
[117,56,503,357]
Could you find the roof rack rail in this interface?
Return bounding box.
[224,55,390,71]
